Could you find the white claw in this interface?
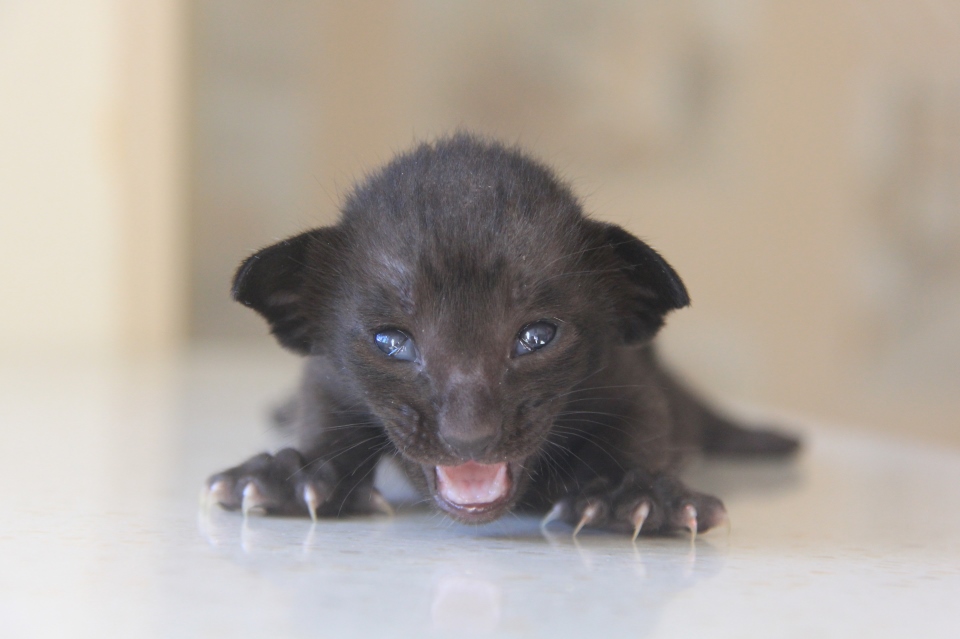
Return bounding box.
[369,488,394,516]
[302,484,321,522]
[573,502,601,537]
[682,504,698,540]
[203,479,230,509]
[631,501,651,543]
[721,510,731,537]
[540,502,566,530]
[241,482,266,517]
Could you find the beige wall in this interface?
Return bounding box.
[0,0,186,355]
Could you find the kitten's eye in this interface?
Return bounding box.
[514,321,557,356]
[374,329,419,362]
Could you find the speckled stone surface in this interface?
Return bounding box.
[1,348,958,638]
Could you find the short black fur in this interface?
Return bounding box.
[207,133,798,536]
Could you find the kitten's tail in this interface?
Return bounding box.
[699,414,800,457]
[659,367,800,458]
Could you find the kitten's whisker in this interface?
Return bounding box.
[552,383,654,400]
[297,435,386,479]
[334,441,395,516]
[547,426,625,472]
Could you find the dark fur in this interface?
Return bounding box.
[207,134,798,535]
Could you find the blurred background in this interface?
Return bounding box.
[2,0,958,446]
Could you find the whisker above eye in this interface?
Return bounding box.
[552,383,655,400]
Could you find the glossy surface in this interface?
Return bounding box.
[1,347,958,638]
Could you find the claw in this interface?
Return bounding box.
[573,501,601,537]
[203,479,231,509]
[302,484,321,522]
[681,503,698,540]
[630,501,651,542]
[368,488,394,516]
[241,482,267,517]
[540,501,566,531]
[720,510,731,537]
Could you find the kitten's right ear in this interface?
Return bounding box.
[232,228,342,354]
[583,221,690,344]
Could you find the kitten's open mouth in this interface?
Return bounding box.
[431,461,513,520]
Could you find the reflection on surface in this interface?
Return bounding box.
[431,574,502,634]
[194,506,724,638]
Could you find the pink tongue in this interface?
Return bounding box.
[436,462,509,506]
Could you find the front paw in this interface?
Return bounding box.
[203,449,390,520]
[544,471,727,539]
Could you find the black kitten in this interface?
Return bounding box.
[205,133,798,537]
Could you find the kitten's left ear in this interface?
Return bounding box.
[588,221,690,343]
[232,227,344,354]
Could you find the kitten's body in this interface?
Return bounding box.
[207,134,797,536]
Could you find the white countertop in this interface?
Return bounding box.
[1,347,957,638]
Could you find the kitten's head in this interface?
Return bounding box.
[232,134,688,523]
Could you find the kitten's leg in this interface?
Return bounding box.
[203,427,392,520]
[542,470,727,539]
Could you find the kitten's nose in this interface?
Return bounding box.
[441,432,496,461]
[437,367,501,460]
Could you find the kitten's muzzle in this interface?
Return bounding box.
[439,431,496,460]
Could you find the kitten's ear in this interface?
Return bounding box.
[591,222,690,343]
[232,228,342,354]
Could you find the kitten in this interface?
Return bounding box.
[205,134,797,537]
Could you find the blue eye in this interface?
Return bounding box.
[374,329,419,362]
[514,321,557,356]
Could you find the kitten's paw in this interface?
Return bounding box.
[544,471,727,539]
[204,449,333,519]
[204,449,391,520]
